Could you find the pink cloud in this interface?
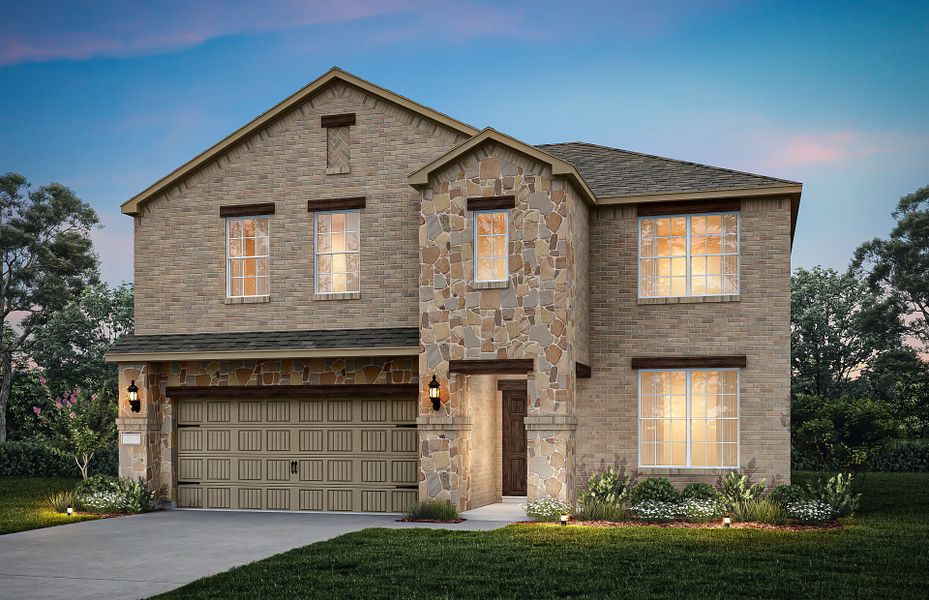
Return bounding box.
[0,0,427,66]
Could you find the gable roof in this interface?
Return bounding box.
[407,128,598,205]
[537,141,801,201]
[121,67,479,216]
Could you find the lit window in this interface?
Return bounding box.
[315,210,360,294]
[226,217,269,297]
[639,369,739,468]
[474,210,508,282]
[639,213,739,298]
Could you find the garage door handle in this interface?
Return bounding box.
[291,460,298,475]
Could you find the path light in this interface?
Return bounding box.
[723,515,731,528]
[561,514,568,527]
[67,505,73,516]
[127,380,140,413]
[429,375,442,411]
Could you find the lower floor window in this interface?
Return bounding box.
[639,369,739,468]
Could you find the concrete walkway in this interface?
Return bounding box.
[0,509,513,600]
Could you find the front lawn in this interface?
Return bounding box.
[153,472,928,600]
[0,477,102,535]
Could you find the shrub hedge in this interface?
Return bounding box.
[868,439,929,472]
[0,440,118,478]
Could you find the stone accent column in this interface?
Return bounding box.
[417,416,472,511]
[525,415,577,503]
[116,363,167,502]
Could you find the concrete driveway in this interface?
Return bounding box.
[0,510,510,600]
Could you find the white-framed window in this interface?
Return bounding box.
[638,369,740,468]
[473,209,508,282]
[314,210,360,294]
[226,216,270,298]
[638,212,740,298]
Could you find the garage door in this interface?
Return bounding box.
[175,396,419,512]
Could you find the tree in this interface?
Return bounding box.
[791,266,903,399]
[33,384,115,479]
[32,282,133,399]
[858,348,929,439]
[0,173,99,442]
[792,394,895,470]
[853,184,929,352]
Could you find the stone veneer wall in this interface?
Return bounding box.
[576,197,792,489]
[417,142,582,509]
[133,81,467,335]
[117,357,416,503]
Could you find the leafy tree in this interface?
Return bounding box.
[32,282,133,399]
[0,173,99,442]
[791,266,903,398]
[853,184,929,351]
[792,394,895,470]
[3,368,47,441]
[33,384,115,479]
[858,348,929,439]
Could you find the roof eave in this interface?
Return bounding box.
[104,345,419,363]
[121,67,480,216]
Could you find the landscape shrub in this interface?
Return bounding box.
[578,468,632,507]
[575,499,627,522]
[805,473,861,517]
[403,500,460,521]
[681,482,721,502]
[524,498,572,522]
[767,484,809,508]
[75,474,122,496]
[0,440,117,478]
[731,498,787,524]
[630,478,680,504]
[718,472,766,511]
[786,500,834,523]
[75,476,156,514]
[869,439,929,472]
[680,498,725,521]
[629,500,682,521]
[46,490,82,513]
[119,478,157,514]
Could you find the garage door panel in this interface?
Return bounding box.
[176,395,418,513]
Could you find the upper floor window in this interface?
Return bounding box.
[315,210,360,294]
[226,217,269,298]
[474,210,508,282]
[638,212,739,298]
[639,369,739,468]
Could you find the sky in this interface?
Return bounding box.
[1,0,927,285]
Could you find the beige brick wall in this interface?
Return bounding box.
[577,197,792,489]
[133,82,467,335]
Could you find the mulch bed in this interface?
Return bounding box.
[397,518,467,523]
[516,519,841,531]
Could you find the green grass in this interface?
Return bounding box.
[0,477,101,534]
[152,472,929,600]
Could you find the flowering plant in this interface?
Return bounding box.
[33,379,115,479]
[523,498,572,521]
[630,500,683,521]
[786,499,834,523]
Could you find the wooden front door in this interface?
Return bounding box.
[502,389,528,496]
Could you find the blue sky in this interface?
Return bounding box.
[2,0,927,285]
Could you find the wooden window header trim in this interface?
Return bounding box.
[307,197,366,212]
[467,196,516,211]
[637,199,741,217]
[631,356,747,369]
[320,113,356,128]
[219,203,276,218]
[576,362,592,378]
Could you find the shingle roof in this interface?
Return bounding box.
[537,141,799,198]
[107,327,419,356]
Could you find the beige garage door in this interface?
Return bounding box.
[175,396,419,512]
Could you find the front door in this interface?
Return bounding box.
[502,389,527,496]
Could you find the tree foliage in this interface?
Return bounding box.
[0,173,99,441]
[791,266,903,398]
[853,184,929,351]
[32,384,115,479]
[792,394,896,470]
[32,282,133,399]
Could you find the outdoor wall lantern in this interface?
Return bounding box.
[428,375,442,411]
[127,380,141,413]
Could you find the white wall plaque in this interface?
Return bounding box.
[121,432,142,446]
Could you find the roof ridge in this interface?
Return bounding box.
[537,140,800,186]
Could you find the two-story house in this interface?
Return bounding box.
[107,68,799,513]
